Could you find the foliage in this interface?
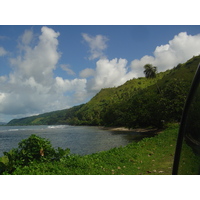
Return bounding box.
[144,64,157,79]
[0,134,70,174]
[7,105,84,126]
[177,140,200,174]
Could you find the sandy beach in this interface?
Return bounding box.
[102,127,158,133]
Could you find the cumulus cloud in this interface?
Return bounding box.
[0,46,7,56]
[86,58,134,92]
[0,26,87,119]
[130,32,200,77]
[55,77,87,101]
[82,33,108,60]
[10,26,61,86]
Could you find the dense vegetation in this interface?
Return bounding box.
[8,55,200,128]
[0,134,70,174]
[7,105,84,126]
[0,124,178,175]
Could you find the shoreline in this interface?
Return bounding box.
[101,126,158,133]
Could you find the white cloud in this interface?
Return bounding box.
[0,26,88,119]
[10,26,61,86]
[0,46,7,56]
[79,68,95,78]
[130,32,200,77]
[55,77,86,92]
[55,77,87,103]
[86,58,134,91]
[82,33,108,60]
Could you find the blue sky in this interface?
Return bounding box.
[1,25,200,122]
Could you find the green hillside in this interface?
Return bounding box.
[8,105,84,126]
[7,55,200,128]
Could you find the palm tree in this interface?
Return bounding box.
[143,64,161,93]
[144,64,157,79]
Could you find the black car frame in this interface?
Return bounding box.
[173,63,200,175]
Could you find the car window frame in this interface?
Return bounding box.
[172,64,200,175]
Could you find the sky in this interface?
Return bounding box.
[1,25,200,122]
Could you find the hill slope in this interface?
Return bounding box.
[8,55,200,127]
[8,105,84,126]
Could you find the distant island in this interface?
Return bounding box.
[7,55,200,129]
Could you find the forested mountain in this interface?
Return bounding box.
[8,105,84,126]
[8,55,200,128]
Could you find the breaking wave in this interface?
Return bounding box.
[47,125,67,129]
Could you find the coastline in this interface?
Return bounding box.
[101,126,158,133]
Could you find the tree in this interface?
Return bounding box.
[144,64,157,79]
[144,64,161,93]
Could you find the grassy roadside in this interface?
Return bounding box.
[5,123,179,175]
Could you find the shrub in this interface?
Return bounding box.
[17,134,56,163]
[0,134,70,174]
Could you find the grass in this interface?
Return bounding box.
[5,123,179,175]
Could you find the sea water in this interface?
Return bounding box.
[0,125,154,157]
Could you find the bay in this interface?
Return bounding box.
[0,125,154,157]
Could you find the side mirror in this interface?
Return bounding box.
[173,64,200,174]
